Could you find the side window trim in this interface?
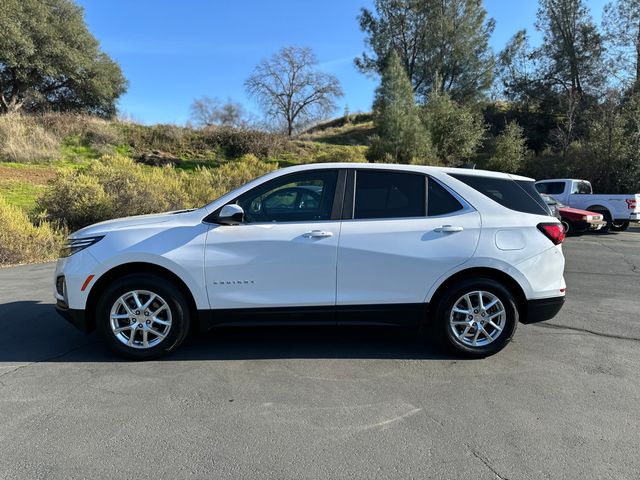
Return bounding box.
[342,169,474,221]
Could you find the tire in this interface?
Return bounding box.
[434,278,518,358]
[96,274,191,360]
[561,219,573,235]
[610,221,629,232]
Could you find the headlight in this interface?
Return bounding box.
[582,215,593,221]
[59,236,104,257]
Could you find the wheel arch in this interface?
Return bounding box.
[85,262,199,333]
[585,204,611,217]
[428,267,528,323]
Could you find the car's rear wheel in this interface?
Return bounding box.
[97,274,190,360]
[435,278,518,358]
[610,221,629,232]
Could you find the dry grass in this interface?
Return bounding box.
[0,113,60,162]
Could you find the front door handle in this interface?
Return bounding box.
[434,225,464,233]
[303,230,334,238]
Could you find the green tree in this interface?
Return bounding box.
[368,51,430,163]
[0,0,126,116]
[356,0,495,103]
[603,0,640,90]
[487,121,529,173]
[536,0,604,95]
[420,87,485,165]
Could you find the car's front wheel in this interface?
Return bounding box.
[97,274,191,360]
[435,278,518,358]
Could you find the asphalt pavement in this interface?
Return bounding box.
[0,228,639,479]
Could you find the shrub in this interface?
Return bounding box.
[199,126,288,158]
[0,197,63,266]
[208,154,278,196]
[37,170,113,230]
[38,154,278,230]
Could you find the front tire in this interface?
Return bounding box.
[97,274,191,360]
[434,278,518,358]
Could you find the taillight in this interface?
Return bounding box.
[627,199,637,210]
[537,223,565,245]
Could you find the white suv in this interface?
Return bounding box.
[54,163,566,359]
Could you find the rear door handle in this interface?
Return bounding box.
[434,225,464,233]
[303,230,334,238]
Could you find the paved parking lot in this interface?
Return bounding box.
[1,229,639,479]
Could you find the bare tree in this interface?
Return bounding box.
[189,96,246,128]
[245,47,343,136]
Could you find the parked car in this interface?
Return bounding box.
[542,194,562,221]
[535,179,640,232]
[540,194,606,234]
[55,164,566,360]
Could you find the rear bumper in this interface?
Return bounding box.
[55,301,91,333]
[522,296,565,324]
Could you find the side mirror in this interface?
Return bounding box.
[215,204,244,225]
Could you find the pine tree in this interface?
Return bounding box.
[488,122,529,173]
[368,51,431,164]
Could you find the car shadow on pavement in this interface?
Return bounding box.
[0,301,465,363]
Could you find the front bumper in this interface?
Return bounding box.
[55,301,91,333]
[587,220,607,230]
[522,296,565,324]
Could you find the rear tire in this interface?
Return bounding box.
[434,278,518,358]
[97,274,191,360]
[610,221,629,232]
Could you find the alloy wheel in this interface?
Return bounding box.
[449,290,506,347]
[109,290,172,349]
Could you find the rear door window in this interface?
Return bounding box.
[450,174,551,216]
[353,170,426,219]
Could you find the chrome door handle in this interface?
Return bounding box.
[434,225,464,233]
[303,230,334,238]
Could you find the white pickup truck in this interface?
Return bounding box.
[535,179,640,232]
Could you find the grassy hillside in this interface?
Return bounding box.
[0,113,370,211]
[0,113,370,265]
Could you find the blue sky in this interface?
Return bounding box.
[77,0,608,125]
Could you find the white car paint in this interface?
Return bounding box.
[55,163,566,320]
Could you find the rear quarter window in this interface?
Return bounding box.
[450,174,551,216]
